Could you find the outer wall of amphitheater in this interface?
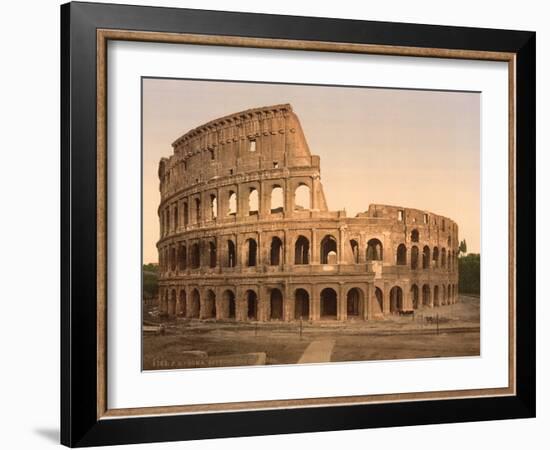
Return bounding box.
[156,104,459,322]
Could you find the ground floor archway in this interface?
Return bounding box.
[320,288,338,318]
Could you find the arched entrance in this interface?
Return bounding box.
[246,290,258,320]
[204,290,216,319]
[375,287,384,313]
[434,285,440,306]
[346,288,363,318]
[168,289,177,316]
[320,235,337,264]
[390,286,403,313]
[320,288,338,318]
[411,284,419,309]
[221,290,235,319]
[190,289,200,318]
[422,284,430,307]
[270,289,283,320]
[179,290,187,316]
[295,289,310,320]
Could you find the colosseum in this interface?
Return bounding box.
[156,104,459,322]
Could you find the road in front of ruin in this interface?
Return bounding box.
[297,339,335,364]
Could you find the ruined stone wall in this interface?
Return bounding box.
[156,104,459,322]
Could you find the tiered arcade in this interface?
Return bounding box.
[156,104,459,321]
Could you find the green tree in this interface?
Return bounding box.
[458,253,480,295]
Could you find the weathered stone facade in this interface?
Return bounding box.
[157,104,459,321]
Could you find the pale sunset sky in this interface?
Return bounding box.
[142,78,480,264]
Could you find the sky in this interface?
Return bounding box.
[142,78,480,264]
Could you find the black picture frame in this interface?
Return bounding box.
[61,1,536,447]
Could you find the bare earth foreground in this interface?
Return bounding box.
[143,295,480,370]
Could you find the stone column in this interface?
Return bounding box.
[284,282,293,322]
[311,229,318,264]
[383,281,390,314]
[366,282,374,320]
[283,229,291,268]
[338,283,347,321]
[338,226,346,264]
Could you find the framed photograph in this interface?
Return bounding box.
[61,1,536,447]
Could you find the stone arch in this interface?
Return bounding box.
[221,289,236,319]
[411,284,419,309]
[366,238,383,261]
[396,244,407,265]
[170,246,176,271]
[270,288,284,320]
[422,246,430,269]
[433,246,439,267]
[320,235,338,264]
[203,289,216,319]
[178,244,187,271]
[346,287,364,318]
[194,197,201,223]
[294,235,310,265]
[248,188,259,215]
[375,287,384,313]
[210,194,217,219]
[294,184,310,210]
[447,284,451,302]
[190,289,200,318]
[441,248,447,268]
[246,290,258,320]
[295,288,310,320]
[270,185,284,213]
[434,285,440,306]
[422,284,430,307]
[411,245,419,269]
[168,289,177,316]
[179,289,187,316]
[270,236,283,266]
[208,241,217,268]
[173,205,179,229]
[320,287,338,318]
[228,191,237,215]
[190,242,200,268]
[350,239,359,263]
[390,286,404,313]
[227,239,236,267]
[183,201,189,226]
[246,238,257,267]
[411,229,420,243]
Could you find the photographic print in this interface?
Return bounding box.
[142,78,481,371]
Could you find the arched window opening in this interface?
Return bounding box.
[434,285,440,306]
[165,209,170,234]
[375,287,383,312]
[270,237,283,266]
[246,238,257,267]
[422,246,430,269]
[294,236,310,265]
[170,247,176,271]
[228,191,237,216]
[433,247,439,267]
[390,286,404,313]
[168,289,177,316]
[422,284,430,306]
[320,235,338,264]
[320,288,338,318]
[294,184,310,210]
[248,188,259,215]
[295,289,310,320]
[210,194,217,219]
[173,206,179,230]
[441,248,447,268]
[270,289,283,320]
[221,290,236,319]
[178,245,187,271]
[190,289,200,318]
[411,229,419,242]
[270,186,284,213]
[194,198,201,223]
[366,239,383,261]
[396,244,407,265]
[191,243,200,269]
[204,290,216,319]
[411,245,419,269]
[411,284,419,309]
[227,240,236,268]
[246,290,257,320]
[350,240,359,263]
[347,288,363,317]
[208,241,217,268]
[183,202,189,226]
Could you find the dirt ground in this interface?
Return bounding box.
[143,295,480,370]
